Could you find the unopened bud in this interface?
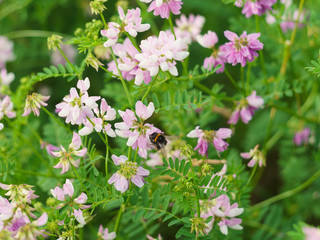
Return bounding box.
[90,0,107,15]
[46,197,57,207]
[47,35,63,50]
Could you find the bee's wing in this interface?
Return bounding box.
[164,135,179,142]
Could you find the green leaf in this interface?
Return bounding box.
[163,214,174,222]
[57,64,66,74]
[133,209,145,222]
[162,195,171,211]
[144,209,157,219]
[43,67,52,75]
[152,188,161,208]
[169,157,174,169]
[183,162,190,175]
[152,93,160,108]
[168,219,181,227]
[65,63,74,73]
[50,65,59,74]
[174,158,180,171]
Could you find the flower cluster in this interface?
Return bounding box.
[101,6,150,47]
[187,126,232,156]
[108,155,150,193]
[200,194,244,236]
[140,0,183,19]
[52,132,87,174]
[0,95,16,130]
[22,93,50,117]
[197,30,227,73]
[174,14,205,45]
[293,127,311,146]
[0,184,48,239]
[228,91,264,124]
[266,0,307,33]
[97,225,116,240]
[115,101,162,158]
[241,144,266,167]
[303,226,320,240]
[235,0,277,18]
[223,30,263,67]
[135,31,189,77]
[51,179,91,225]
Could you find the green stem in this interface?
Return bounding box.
[99,65,121,78]
[241,67,245,91]
[4,30,70,39]
[224,68,242,93]
[279,0,305,75]
[15,169,68,178]
[168,14,176,39]
[42,107,72,133]
[114,198,129,233]
[105,135,109,179]
[255,15,266,76]
[100,12,108,29]
[246,164,258,186]
[128,147,132,162]
[110,48,133,106]
[57,45,78,74]
[141,73,159,102]
[71,164,89,196]
[249,170,320,212]
[246,63,252,95]
[133,148,139,163]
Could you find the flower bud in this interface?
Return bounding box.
[46,197,57,207]
[86,52,103,71]
[46,221,59,233]
[34,202,43,211]
[47,35,63,50]
[90,0,107,15]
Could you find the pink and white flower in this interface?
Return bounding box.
[115,101,162,158]
[0,183,38,204]
[98,225,117,240]
[135,31,189,77]
[228,91,264,124]
[52,132,87,174]
[101,7,150,47]
[108,155,150,193]
[141,0,183,19]
[187,126,232,156]
[56,77,100,125]
[303,226,320,240]
[79,98,116,137]
[236,0,277,18]
[197,31,218,49]
[0,95,16,120]
[222,30,263,67]
[240,144,265,167]
[175,14,205,45]
[293,127,311,146]
[0,196,13,220]
[22,93,50,117]
[51,179,90,210]
[0,69,14,86]
[200,194,243,235]
[0,36,15,68]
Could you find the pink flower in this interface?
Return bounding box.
[0,36,15,68]
[79,98,116,137]
[236,0,277,18]
[223,30,263,67]
[293,127,310,146]
[0,183,38,203]
[51,179,90,209]
[22,93,50,117]
[115,101,162,158]
[228,91,264,124]
[108,155,150,193]
[280,9,306,33]
[98,225,117,240]
[52,132,87,174]
[240,144,265,167]
[174,14,205,45]
[303,226,320,240]
[202,45,227,73]
[187,126,232,156]
[135,31,189,77]
[107,38,151,85]
[40,140,60,157]
[0,196,13,220]
[101,7,150,47]
[141,0,183,19]
[147,234,162,240]
[200,194,243,235]
[197,31,218,49]
[0,95,16,119]
[56,77,100,125]
[0,68,14,86]
[73,209,86,225]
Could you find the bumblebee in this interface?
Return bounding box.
[149,132,168,150]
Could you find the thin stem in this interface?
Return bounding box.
[141,73,159,102]
[57,45,78,74]
[99,65,121,78]
[105,135,109,179]
[279,0,305,75]
[4,30,70,39]
[100,12,108,29]
[241,67,245,91]
[15,169,68,178]
[42,107,72,133]
[110,48,133,106]
[133,148,139,163]
[249,170,320,212]
[114,198,129,233]
[255,15,266,76]
[246,63,252,95]
[224,68,242,93]
[128,146,132,162]
[246,164,258,186]
[168,14,176,40]
[71,164,89,196]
